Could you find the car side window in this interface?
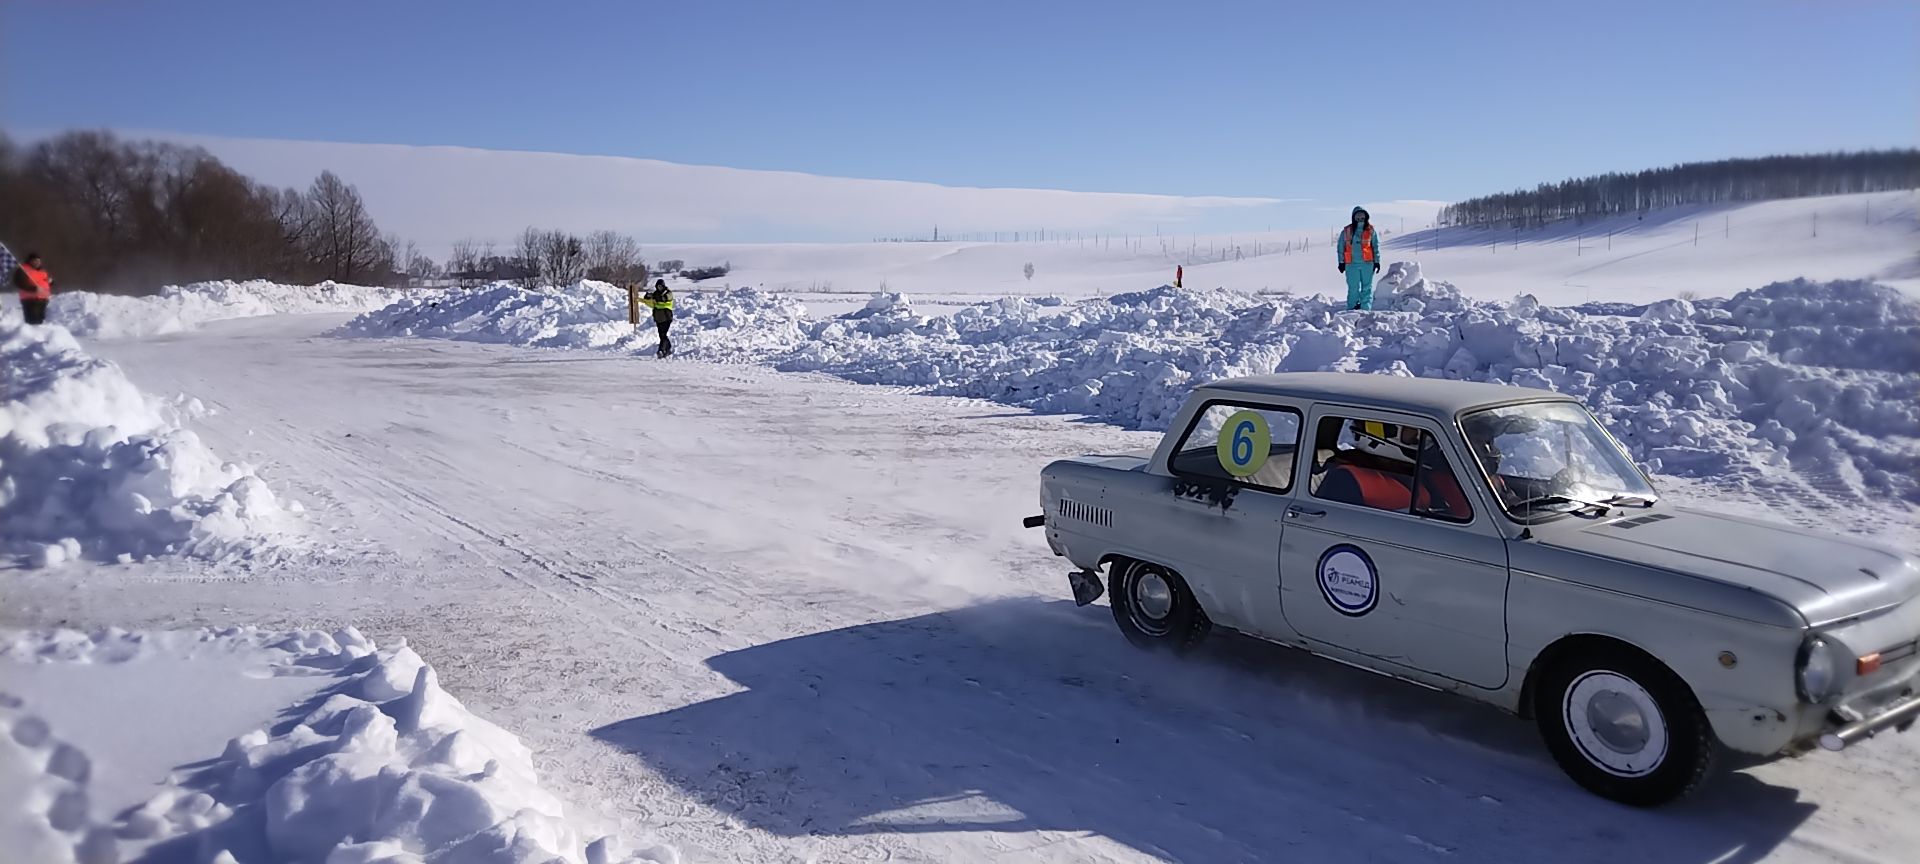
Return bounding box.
[1309,415,1473,522]
[1168,403,1303,493]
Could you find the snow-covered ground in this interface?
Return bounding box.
[4,220,1918,863]
[650,190,1920,304]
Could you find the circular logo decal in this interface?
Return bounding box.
[1316,544,1379,617]
[1216,410,1271,477]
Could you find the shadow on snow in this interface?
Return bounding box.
[592,598,1813,864]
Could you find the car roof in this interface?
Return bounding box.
[1197,372,1576,417]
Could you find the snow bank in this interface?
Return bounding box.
[0,318,297,566]
[340,280,812,358]
[343,267,1920,505]
[49,280,402,340]
[0,626,677,864]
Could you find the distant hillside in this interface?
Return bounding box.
[1439,150,1920,229]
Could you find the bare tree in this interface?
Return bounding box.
[515,227,546,287]
[538,230,586,286]
[582,229,645,284]
[447,237,481,275]
[305,171,383,282]
[405,248,438,281]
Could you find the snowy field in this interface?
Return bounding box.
[649,190,1920,305]
[4,198,1919,863]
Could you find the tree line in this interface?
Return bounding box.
[443,235,734,288]
[0,130,437,294]
[1436,150,1920,229]
[442,229,650,287]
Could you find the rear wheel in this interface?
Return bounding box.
[1533,644,1718,806]
[1107,559,1208,653]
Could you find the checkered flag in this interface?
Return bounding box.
[0,242,15,278]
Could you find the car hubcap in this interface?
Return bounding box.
[1564,671,1669,777]
[1129,567,1175,635]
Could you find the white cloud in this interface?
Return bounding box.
[137,132,1302,248]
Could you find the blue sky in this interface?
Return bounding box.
[4,0,1915,220]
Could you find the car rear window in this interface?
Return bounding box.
[1168,403,1304,493]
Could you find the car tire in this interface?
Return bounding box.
[1107,559,1208,653]
[1533,644,1718,807]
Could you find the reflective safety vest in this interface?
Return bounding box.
[645,289,674,310]
[17,264,51,301]
[1340,225,1376,264]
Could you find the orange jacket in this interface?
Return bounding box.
[1339,225,1377,264]
[15,263,52,301]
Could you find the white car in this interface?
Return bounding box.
[1027,372,1920,805]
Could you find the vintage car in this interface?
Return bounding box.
[1026,372,1920,805]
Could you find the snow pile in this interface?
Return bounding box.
[341,280,812,357]
[0,318,297,566]
[342,267,1920,504]
[50,280,402,340]
[0,626,677,864]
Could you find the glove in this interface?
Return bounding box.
[1338,263,1346,274]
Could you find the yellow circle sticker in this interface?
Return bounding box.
[1216,410,1271,477]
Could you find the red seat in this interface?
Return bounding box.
[1415,468,1471,519]
[1321,464,1413,511]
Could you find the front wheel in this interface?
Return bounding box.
[1107,559,1208,653]
[1534,645,1719,806]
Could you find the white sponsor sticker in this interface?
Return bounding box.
[1317,545,1379,617]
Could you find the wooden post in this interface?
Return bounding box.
[628,283,640,328]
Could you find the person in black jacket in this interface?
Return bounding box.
[641,279,675,357]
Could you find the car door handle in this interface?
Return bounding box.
[1287,506,1326,520]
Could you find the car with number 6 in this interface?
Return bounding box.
[1025,372,1920,806]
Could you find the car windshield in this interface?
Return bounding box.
[1460,401,1657,516]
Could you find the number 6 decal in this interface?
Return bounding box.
[1216,410,1271,477]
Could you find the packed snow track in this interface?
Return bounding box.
[5,312,1918,864]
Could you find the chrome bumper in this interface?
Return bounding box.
[1819,691,1920,751]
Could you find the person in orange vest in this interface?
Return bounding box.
[1335,206,1381,310]
[12,252,54,325]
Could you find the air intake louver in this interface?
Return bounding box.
[1609,513,1674,529]
[1058,498,1114,528]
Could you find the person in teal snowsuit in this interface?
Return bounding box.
[1336,206,1382,310]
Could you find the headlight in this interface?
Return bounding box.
[1798,636,1839,703]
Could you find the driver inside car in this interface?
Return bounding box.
[1318,420,1472,517]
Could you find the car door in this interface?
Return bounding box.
[1158,398,1305,637]
[1277,405,1511,689]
